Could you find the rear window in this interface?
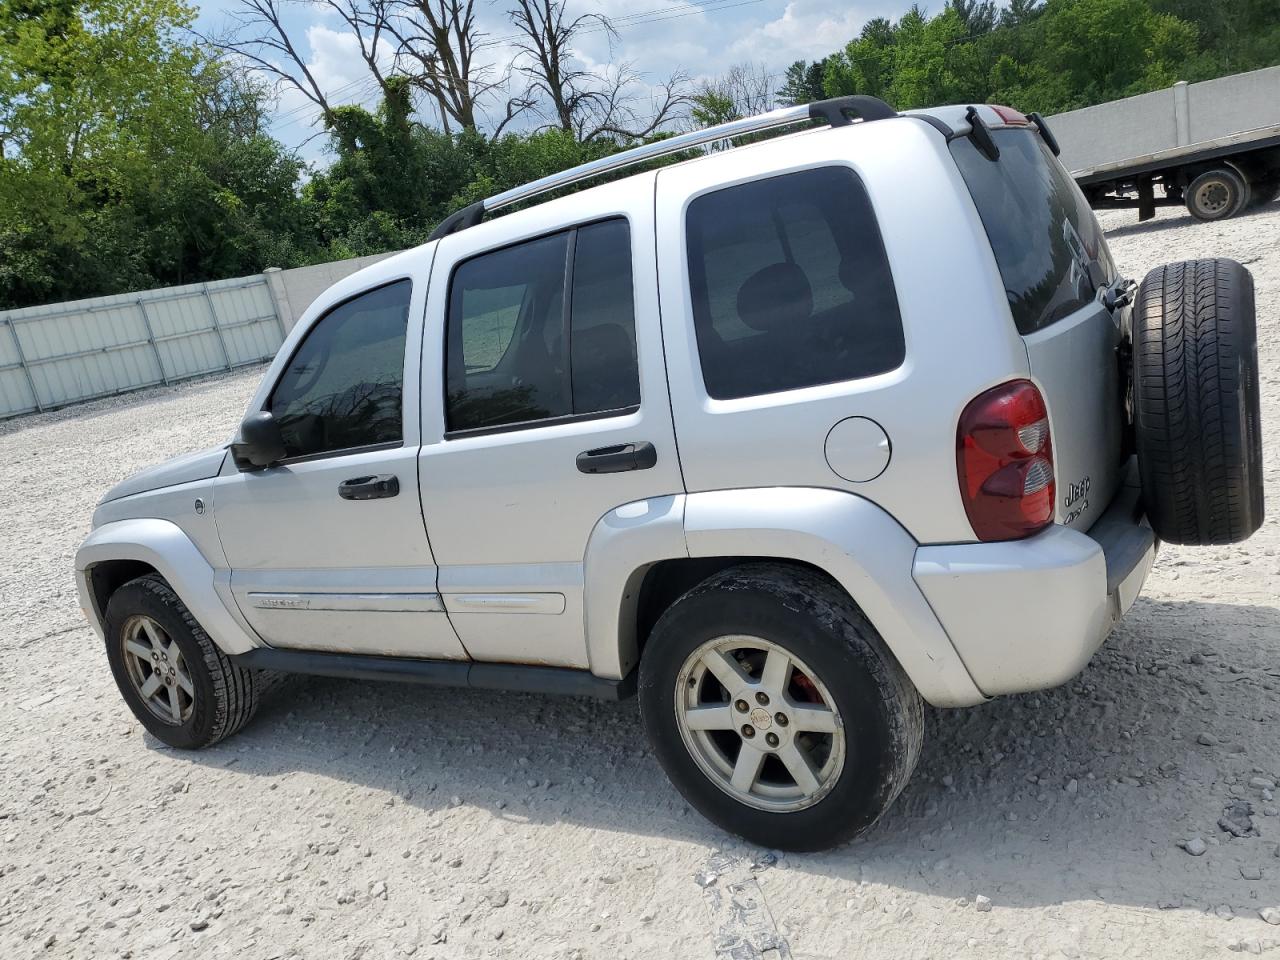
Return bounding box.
[951,128,1115,335]
[685,166,905,400]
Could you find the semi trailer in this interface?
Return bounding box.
[1046,66,1280,222]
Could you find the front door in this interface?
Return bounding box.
[213,271,468,660]
[416,180,684,669]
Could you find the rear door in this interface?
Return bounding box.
[415,179,685,669]
[950,124,1125,530]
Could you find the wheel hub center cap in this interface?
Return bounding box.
[749,707,772,730]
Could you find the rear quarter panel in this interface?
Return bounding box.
[653,118,1033,545]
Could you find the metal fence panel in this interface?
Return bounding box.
[0,274,285,419]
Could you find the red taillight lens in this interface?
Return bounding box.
[957,380,1055,541]
[990,104,1029,125]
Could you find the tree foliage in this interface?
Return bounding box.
[812,0,1270,114]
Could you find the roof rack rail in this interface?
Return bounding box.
[428,95,898,240]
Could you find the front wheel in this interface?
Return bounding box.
[104,574,270,749]
[639,564,923,851]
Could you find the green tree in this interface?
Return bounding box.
[0,0,311,308]
[778,59,827,106]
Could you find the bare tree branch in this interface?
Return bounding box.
[583,67,688,141]
[199,0,343,127]
[380,0,497,132]
[508,0,686,141]
[508,0,614,134]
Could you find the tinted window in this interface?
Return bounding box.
[570,220,640,414]
[951,128,1116,335]
[269,280,410,458]
[446,219,639,432]
[686,166,904,400]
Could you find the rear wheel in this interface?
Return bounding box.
[639,563,923,851]
[1186,168,1249,221]
[1132,258,1264,544]
[105,574,270,749]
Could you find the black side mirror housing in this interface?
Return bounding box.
[231,411,287,471]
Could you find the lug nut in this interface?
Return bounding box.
[734,699,749,713]
[741,725,755,738]
[775,713,789,727]
[765,732,779,747]
[755,691,770,706]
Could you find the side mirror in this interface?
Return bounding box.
[231,411,287,471]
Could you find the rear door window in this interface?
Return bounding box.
[685,166,904,400]
[445,218,640,432]
[951,128,1115,335]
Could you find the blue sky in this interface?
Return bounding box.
[194,0,908,165]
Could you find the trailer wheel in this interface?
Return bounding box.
[1133,259,1264,545]
[1185,168,1249,221]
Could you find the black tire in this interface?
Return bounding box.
[105,574,268,749]
[1186,168,1249,221]
[638,563,923,852]
[1133,259,1264,545]
[1249,180,1280,207]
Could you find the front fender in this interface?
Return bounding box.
[75,518,260,655]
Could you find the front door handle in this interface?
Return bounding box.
[576,442,657,475]
[338,474,400,500]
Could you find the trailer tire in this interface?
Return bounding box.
[1186,168,1249,221]
[1133,258,1263,545]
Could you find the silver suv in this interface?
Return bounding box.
[75,98,1264,851]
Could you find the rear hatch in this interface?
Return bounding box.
[950,116,1126,532]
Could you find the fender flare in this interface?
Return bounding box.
[583,488,985,708]
[74,518,259,655]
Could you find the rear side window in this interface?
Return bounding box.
[951,128,1115,335]
[269,280,410,459]
[446,218,639,432]
[685,166,904,400]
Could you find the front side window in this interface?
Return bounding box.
[685,166,905,401]
[269,280,411,459]
[446,218,639,432]
[951,128,1116,335]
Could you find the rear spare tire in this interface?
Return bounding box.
[1132,258,1263,545]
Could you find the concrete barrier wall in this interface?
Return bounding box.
[0,251,400,419]
[266,252,397,332]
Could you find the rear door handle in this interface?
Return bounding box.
[576,442,657,475]
[338,474,400,500]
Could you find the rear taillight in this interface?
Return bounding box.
[957,380,1055,541]
[990,104,1030,125]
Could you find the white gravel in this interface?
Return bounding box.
[2,203,1279,960]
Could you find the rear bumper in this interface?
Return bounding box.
[913,462,1155,697]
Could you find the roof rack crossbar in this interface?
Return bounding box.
[480,96,898,215]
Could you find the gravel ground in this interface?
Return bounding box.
[2,203,1279,960]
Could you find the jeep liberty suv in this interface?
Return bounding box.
[76,97,1264,851]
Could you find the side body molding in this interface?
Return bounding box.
[682,488,985,708]
[75,518,260,655]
